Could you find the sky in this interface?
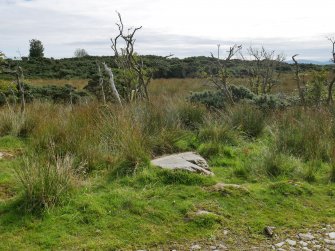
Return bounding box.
[0,0,334,61]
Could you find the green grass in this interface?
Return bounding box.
[0,134,335,250]
[0,82,335,249]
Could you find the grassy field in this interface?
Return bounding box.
[27,73,300,94]
[0,78,335,250]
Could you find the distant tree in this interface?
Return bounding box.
[0,51,5,72]
[0,51,4,61]
[208,44,242,104]
[247,47,285,95]
[292,54,306,106]
[109,12,153,102]
[29,39,44,58]
[74,48,89,58]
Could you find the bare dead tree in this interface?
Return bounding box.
[248,47,285,95]
[102,62,122,106]
[292,54,306,106]
[327,37,335,104]
[209,44,242,104]
[109,12,152,101]
[1,64,26,113]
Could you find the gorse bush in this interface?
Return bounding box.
[189,91,225,109]
[16,153,81,212]
[189,85,290,110]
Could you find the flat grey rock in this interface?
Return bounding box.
[151,152,213,175]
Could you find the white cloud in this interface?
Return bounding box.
[0,0,334,60]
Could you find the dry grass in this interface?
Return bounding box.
[149,78,211,97]
[27,79,88,89]
[26,74,307,96]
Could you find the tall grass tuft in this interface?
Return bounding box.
[0,108,35,137]
[229,103,266,138]
[16,153,81,212]
[275,108,333,161]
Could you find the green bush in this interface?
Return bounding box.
[253,94,289,110]
[189,91,225,109]
[189,86,289,110]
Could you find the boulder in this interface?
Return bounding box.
[151,152,213,175]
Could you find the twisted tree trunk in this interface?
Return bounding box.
[102,62,122,106]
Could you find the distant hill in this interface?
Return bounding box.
[1,55,327,80]
[286,59,332,65]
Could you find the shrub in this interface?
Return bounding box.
[189,91,225,109]
[189,86,289,110]
[253,94,289,110]
[16,153,80,212]
[230,84,256,101]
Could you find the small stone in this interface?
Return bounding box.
[277,248,285,251]
[302,248,312,251]
[218,244,227,250]
[286,239,296,246]
[314,245,321,249]
[151,152,213,175]
[223,230,228,235]
[191,244,201,250]
[210,246,217,250]
[298,233,315,241]
[275,242,285,248]
[195,210,212,216]
[325,239,335,245]
[299,241,308,247]
[264,226,274,237]
[329,232,335,239]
